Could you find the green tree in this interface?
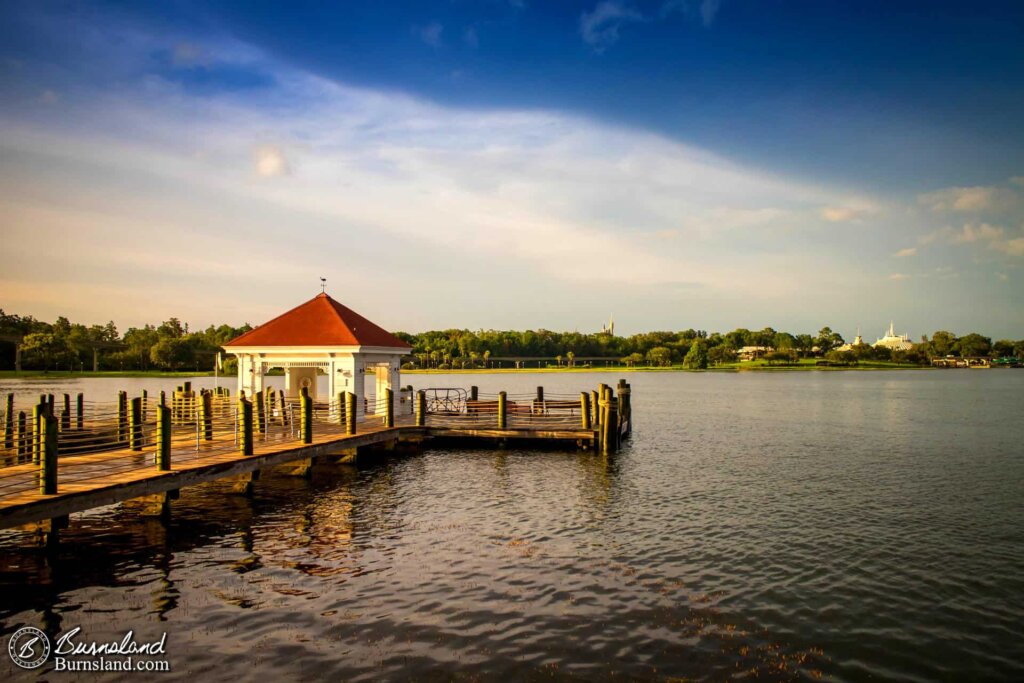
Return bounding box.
[683,340,709,369]
[646,346,672,366]
[955,333,991,358]
[930,331,957,357]
[21,332,74,370]
[150,337,194,370]
[708,345,737,366]
[795,334,814,357]
[158,318,185,338]
[816,327,844,353]
[992,339,1015,357]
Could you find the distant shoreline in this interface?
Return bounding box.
[0,370,217,379]
[404,361,934,374]
[6,362,1004,380]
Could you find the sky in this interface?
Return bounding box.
[0,0,1022,340]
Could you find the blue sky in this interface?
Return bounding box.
[1,1,1022,339]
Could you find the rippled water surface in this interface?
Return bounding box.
[2,370,1023,681]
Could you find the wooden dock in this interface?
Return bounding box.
[0,383,631,542]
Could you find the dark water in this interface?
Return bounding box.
[2,370,1023,681]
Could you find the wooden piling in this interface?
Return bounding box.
[3,393,12,449]
[156,404,171,471]
[255,391,266,434]
[17,411,27,461]
[76,393,84,431]
[416,390,426,427]
[300,387,312,444]
[470,386,479,401]
[118,391,128,443]
[280,391,289,427]
[200,392,213,441]
[620,382,631,436]
[600,398,619,455]
[591,390,600,427]
[581,392,591,430]
[385,388,394,428]
[41,413,58,495]
[239,397,254,456]
[337,392,345,427]
[535,386,544,415]
[498,391,507,429]
[33,402,44,465]
[130,396,143,451]
[346,392,357,435]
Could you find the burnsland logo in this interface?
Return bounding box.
[8,627,50,670]
[7,626,170,672]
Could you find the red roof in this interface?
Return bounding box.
[225,294,411,349]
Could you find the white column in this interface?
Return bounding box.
[388,358,401,396]
[253,355,264,395]
[327,358,336,402]
[236,354,247,396]
[335,356,363,419]
[353,357,365,419]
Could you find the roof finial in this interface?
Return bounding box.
[320,277,327,294]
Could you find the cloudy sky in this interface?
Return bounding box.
[1,1,1022,339]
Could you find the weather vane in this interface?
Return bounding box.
[320,277,326,293]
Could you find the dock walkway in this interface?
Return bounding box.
[0,384,631,535]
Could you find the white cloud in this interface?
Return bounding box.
[995,237,1024,256]
[952,222,1004,244]
[924,222,1024,258]
[1010,176,1024,188]
[580,1,643,51]
[253,145,289,177]
[0,56,866,312]
[889,273,910,281]
[415,22,444,47]
[821,205,874,222]
[172,41,209,66]
[918,184,1019,213]
[699,0,722,26]
[894,247,917,257]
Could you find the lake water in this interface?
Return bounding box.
[1,370,1022,681]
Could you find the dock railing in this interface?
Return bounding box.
[0,381,631,502]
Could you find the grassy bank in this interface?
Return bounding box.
[404,359,930,374]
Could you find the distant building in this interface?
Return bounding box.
[737,346,772,361]
[872,321,913,351]
[601,314,615,336]
[836,330,865,352]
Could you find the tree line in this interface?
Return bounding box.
[0,310,251,372]
[397,327,1023,369]
[2,309,1020,371]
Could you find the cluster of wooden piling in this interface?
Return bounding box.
[1,379,634,522]
[591,379,631,455]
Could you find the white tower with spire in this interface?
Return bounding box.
[873,320,913,350]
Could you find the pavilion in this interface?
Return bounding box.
[223,293,412,417]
